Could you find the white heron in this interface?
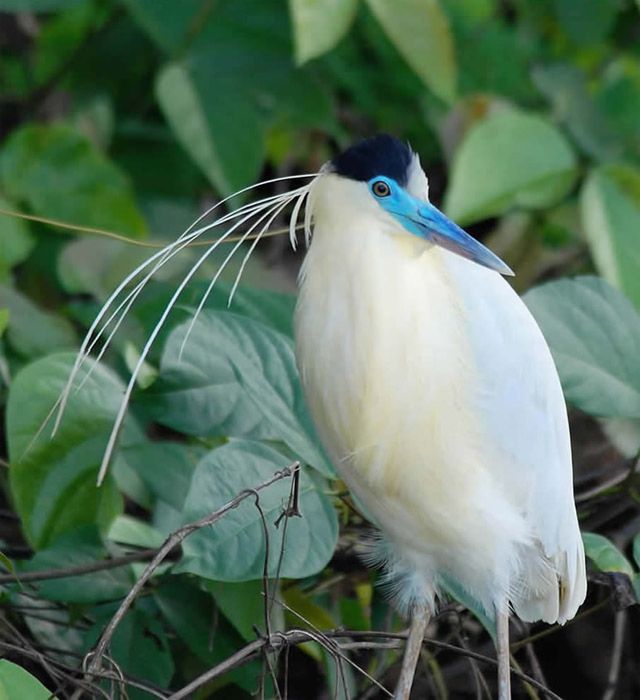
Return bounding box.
[57,134,586,699]
[294,135,586,698]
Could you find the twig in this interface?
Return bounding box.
[602,610,627,700]
[510,597,610,651]
[0,548,158,584]
[74,463,298,698]
[166,629,564,700]
[273,596,390,696]
[509,654,540,700]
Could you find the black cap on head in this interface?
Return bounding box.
[330,134,414,187]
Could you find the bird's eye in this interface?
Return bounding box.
[372,180,391,197]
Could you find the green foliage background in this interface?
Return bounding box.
[1,0,640,697]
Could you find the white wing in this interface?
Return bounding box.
[447,254,587,623]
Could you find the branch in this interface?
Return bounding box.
[0,548,158,584]
[81,463,298,683]
[167,629,564,700]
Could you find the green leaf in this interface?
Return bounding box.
[57,238,154,300]
[581,164,640,309]
[176,440,338,581]
[0,285,76,359]
[120,441,202,511]
[6,353,133,548]
[31,1,102,89]
[205,579,276,641]
[582,532,634,577]
[633,532,640,569]
[18,528,133,603]
[120,0,209,53]
[451,17,535,102]
[532,64,621,162]
[0,550,15,576]
[155,577,261,692]
[524,276,640,418]
[365,0,456,103]
[0,660,56,700]
[444,109,577,225]
[282,585,338,631]
[442,0,495,24]
[0,0,82,9]
[289,0,359,64]
[108,514,165,549]
[0,197,34,279]
[140,309,333,476]
[0,309,8,338]
[553,0,620,44]
[86,607,174,699]
[595,57,640,158]
[156,62,264,197]
[0,124,146,238]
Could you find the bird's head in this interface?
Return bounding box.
[313,134,512,275]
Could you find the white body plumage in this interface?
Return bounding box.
[295,157,586,624]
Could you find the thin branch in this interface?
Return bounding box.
[510,597,611,651]
[78,463,298,690]
[602,610,627,700]
[0,548,158,584]
[167,629,564,700]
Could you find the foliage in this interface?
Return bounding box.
[1,0,640,698]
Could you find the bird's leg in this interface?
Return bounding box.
[496,606,512,700]
[393,602,429,700]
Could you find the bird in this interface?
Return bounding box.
[58,133,586,700]
[293,135,586,698]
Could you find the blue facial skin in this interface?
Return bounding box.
[367,176,514,276]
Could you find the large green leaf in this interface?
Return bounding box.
[0,124,146,238]
[140,309,333,476]
[365,0,456,103]
[0,660,56,700]
[6,353,133,548]
[0,285,76,359]
[444,109,577,225]
[0,197,34,280]
[581,164,640,309]
[524,276,640,418]
[153,0,296,196]
[289,0,359,64]
[176,440,338,581]
[156,62,264,198]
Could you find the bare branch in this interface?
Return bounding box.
[167,629,564,700]
[75,463,299,696]
[0,548,158,585]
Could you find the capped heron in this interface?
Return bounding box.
[59,134,586,699]
[295,135,586,698]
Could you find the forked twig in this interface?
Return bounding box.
[72,463,299,699]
